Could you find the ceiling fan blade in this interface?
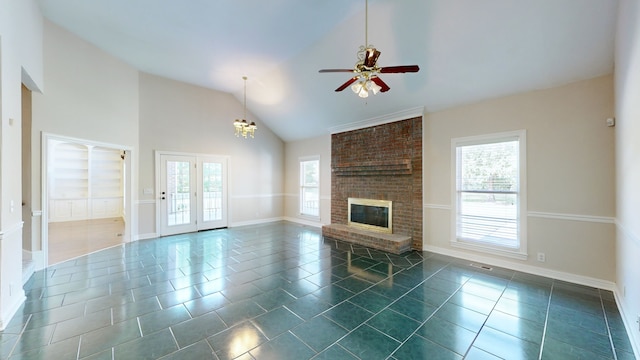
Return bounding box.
[335,77,359,92]
[379,65,420,73]
[363,48,381,68]
[319,69,355,73]
[370,76,390,92]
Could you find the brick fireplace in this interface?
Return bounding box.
[322,117,423,253]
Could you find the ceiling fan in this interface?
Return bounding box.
[319,0,420,98]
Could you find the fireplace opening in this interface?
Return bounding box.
[348,198,392,233]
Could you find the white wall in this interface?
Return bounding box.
[283,134,331,227]
[615,0,640,354]
[0,0,43,329]
[31,20,140,263]
[424,75,616,287]
[137,72,285,237]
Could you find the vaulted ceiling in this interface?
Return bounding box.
[37,0,618,142]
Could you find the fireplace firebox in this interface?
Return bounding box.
[348,198,392,234]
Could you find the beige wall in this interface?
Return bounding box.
[0,0,44,330]
[283,134,331,226]
[424,75,616,285]
[31,20,140,262]
[615,0,640,354]
[137,72,285,235]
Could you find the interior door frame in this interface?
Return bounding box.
[155,150,229,236]
[41,132,135,269]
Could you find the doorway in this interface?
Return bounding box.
[157,152,228,236]
[42,133,133,266]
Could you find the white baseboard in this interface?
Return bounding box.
[423,244,616,291]
[134,233,158,241]
[229,217,284,228]
[613,289,640,359]
[30,250,45,271]
[0,293,26,331]
[282,217,324,228]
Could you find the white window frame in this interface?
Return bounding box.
[299,156,320,218]
[451,130,527,260]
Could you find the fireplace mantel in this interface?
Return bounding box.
[332,159,412,176]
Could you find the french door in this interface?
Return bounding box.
[159,153,228,236]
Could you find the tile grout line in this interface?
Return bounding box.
[284,258,428,358]
[5,313,32,359]
[599,289,619,360]
[460,269,516,359]
[537,280,554,360]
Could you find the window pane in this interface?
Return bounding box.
[301,187,319,216]
[459,140,518,192]
[458,192,517,247]
[300,159,319,216]
[301,160,319,186]
[456,138,520,249]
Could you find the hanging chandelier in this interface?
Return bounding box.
[233,76,257,138]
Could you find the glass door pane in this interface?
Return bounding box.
[167,160,191,226]
[202,162,222,222]
[197,157,227,230]
[160,154,197,236]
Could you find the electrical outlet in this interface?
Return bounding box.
[537,252,546,262]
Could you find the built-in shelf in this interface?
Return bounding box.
[332,159,412,176]
[49,141,123,222]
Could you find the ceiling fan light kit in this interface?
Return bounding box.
[319,0,420,98]
[233,76,257,138]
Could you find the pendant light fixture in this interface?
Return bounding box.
[233,76,257,138]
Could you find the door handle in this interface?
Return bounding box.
[161,191,166,200]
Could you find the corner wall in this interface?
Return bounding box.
[30,20,140,267]
[0,0,44,329]
[614,0,640,355]
[137,72,285,236]
[424,75,616,287]
[283,134,331,227]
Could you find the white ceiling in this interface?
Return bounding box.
[36,0,618,142]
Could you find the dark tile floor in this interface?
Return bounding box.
[1,222,636,359]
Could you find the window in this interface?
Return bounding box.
[452,130,527,258]
[300,157,320,217]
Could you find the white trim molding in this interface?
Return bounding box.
[329,107,424,135]
[134,233,158,241]
[424,206,617,225]
[613,288,640,359]
[424,204,452,210]
[0,222,24,241]
[32,210,42,217]
[230,217,284,228]
[424,244,616,291]
[615,219,640,246]
[528,211,615,224]
[283,217,324,228]
[230,193,285,199]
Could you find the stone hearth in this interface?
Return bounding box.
[322,224,412,254]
